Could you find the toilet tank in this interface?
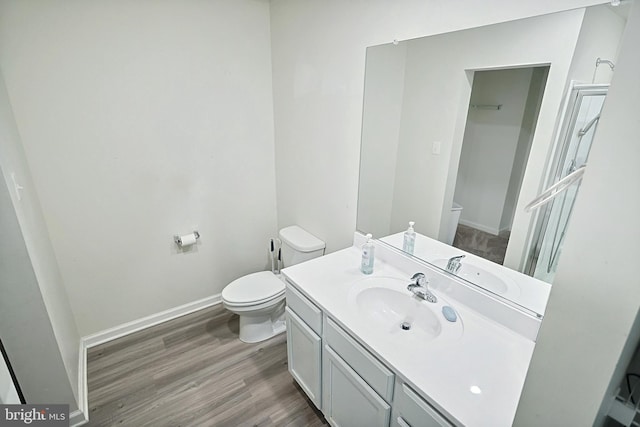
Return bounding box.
[279,225,325,268]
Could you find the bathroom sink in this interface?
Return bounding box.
[356,286,442,340]
[431,259,520,298]
[348,277,462,342]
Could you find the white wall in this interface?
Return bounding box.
[0,0,278,335]
[0,164,78,410]
[568,5,627,84]
[500,67,548,233]
[454,68,534,235]
[515,1,640,423]
[270,0,604,255]
[357,43,407,238]
[0,71,80,408]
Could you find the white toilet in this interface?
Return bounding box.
[221,225,325,343]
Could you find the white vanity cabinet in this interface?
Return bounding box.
[285,285,323,409]
[285,280,454,427]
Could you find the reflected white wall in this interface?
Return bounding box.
[454,68,534,235]
[357,43,407,238]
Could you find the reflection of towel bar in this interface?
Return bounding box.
[525,165,587,213]
[578,114,601,136]
[470,104,502,110]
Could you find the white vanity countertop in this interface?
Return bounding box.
[381,231,551,316]
[283,246,536,427]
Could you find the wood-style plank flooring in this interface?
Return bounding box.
[86,304,328,426]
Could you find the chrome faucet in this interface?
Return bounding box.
[446,255,465,274]
[407,273,437,303]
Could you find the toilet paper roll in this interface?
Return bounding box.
[177,233,197,247]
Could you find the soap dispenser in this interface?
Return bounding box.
[403,221,416,255]
[361,233,375,275]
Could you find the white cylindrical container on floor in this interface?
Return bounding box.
[446,203,463,245]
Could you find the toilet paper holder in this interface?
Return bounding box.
[174,231,200,247]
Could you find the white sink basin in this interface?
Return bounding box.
[431,259,520,298]
[356,286,443,340]
[347,276,463,343]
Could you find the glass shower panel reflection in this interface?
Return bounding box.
[0,339,22,404]
[528,86,607,283]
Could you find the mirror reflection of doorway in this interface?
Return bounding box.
[452,67,550,265]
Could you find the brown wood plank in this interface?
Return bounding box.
[86,304,327,427]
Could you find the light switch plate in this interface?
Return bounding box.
[432,141,441,155]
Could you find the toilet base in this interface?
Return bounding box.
[239,317,286,343]
[237,301,286,343]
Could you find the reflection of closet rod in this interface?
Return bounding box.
[470,104,502,110]
[525,165,587,213]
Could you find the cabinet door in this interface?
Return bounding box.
[286,307,322,409]
[324,317,394,403]
[323,345,391,427]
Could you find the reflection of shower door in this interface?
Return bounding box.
[526,84,607,283]
[0,339,23,404]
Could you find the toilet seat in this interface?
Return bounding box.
[221,271,285,307]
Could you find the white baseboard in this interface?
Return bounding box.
[83,294,222,348]
[70,408,88,427]
[498,226,512,237]
[458,219,500,236]
[70,342,88,427]
[73,294,223,426]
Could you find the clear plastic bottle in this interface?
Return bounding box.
[403,221,416,255]
[361,233,375,274]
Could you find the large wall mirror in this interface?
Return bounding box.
[356,4,629,315]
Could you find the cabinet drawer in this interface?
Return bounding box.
[286,282,322,335]
[325,317,394,403]
[392,381,452,427]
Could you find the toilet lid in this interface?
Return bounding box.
[222,271,285,305]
